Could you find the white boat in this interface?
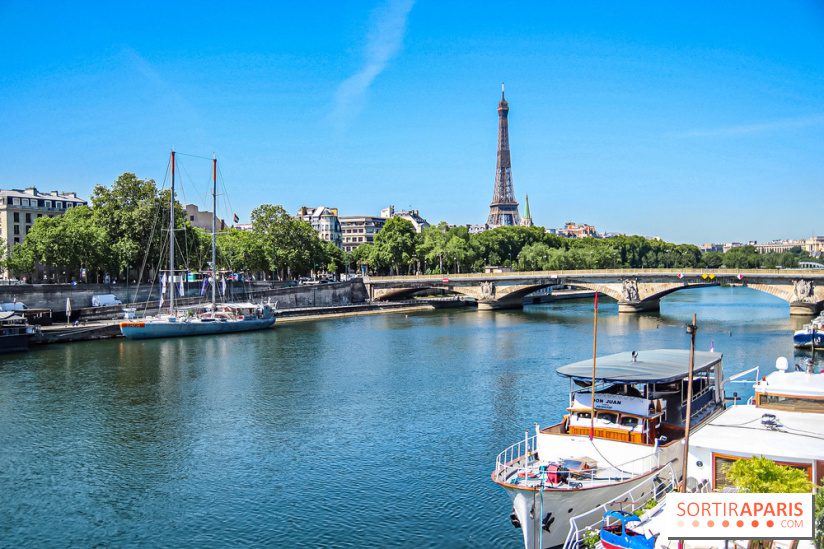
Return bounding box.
[492,349,727,549]
[120,302,274,339]
[792,314,824,348]
[120,152,275,340]
[686,357,824,491]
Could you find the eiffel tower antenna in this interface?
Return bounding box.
[487,83,521,227]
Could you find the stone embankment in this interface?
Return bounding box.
[22,279,470,344]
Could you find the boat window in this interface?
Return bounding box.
[576,412,591,420]
[758,394,824,413]
[620,416,639,428]
[597,412,617,423]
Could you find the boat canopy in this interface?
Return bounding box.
[557,350,722,384]
[0,312,27,324]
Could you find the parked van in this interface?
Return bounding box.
[91,294,122,307]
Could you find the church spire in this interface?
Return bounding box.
[521,193,533,227]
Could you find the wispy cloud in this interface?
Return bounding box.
[675,114,824,138]
[331,0,415,133]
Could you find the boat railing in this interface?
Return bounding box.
[723,366,760,406]
[561,462,677,549]
[494,432,539,482]
[493,437,663,487]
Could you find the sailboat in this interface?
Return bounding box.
[119,151,275,340]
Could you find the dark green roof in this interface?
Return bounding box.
[556,349,722,384]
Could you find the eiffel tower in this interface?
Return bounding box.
[486,83,521,227]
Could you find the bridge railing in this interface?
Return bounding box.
[365,267,812,281]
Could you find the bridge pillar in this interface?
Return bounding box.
[618,299,661,314]
[477,297,524,311]
[790,301,821,316]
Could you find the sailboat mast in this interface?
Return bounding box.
[211,156,217,307]
[169,150,175,315]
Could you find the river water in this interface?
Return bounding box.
[0,287,814,547]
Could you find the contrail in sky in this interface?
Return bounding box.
[675,114,824,138]
[331,0,415,133]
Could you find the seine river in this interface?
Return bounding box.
[0,287,813,547]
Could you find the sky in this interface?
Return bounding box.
[1,1,822,245]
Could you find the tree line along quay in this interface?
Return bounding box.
[1,173,820,284]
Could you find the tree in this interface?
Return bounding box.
[5,242,36,280]
[22,205,107,281]
[350,243,374,275]
[216,228,267,274]
[251,204,325,278]
[372,217,416,275]
[91,173,166,278]
[417,222,450,274]
[322,241,345,274]
[726,456,812,494]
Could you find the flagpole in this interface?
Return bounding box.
[590,291,598,441]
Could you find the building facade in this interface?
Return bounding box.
[296,206,342,248]
[340,215,386,253]
[0,187,87,278]
[379,205,430,233]
[185,204,226,232]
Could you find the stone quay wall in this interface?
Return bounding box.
[0,279,369,319]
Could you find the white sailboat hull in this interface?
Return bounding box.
[120,316,274,339]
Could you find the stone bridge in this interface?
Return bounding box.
[364,268,824,315]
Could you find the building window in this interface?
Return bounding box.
[13,212,19,222]
[13,237,19,244]
[21,198,29,206]
[26,226,31,234]
[25,213,31,223]
[56,201,63,209]
[13,225,19,234]
[45,200,52,208]
[12,198,20,205]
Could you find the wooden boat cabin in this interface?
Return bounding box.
[551,349,725,445]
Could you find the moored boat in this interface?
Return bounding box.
[0,311,39,354]
[686,356,824,490]
[792,315,824,348]
[492,349,727,549]
[120,302,275,339]
[120,151,276,340]
[599,510,657,549]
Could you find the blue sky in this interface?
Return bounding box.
[1,1,822,245]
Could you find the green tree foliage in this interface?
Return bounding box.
[350,243,374,275]
[726,456,813,494]
[91,173,166,277]
[22,206,107,280]
[5,242,36,279]
[815,488,823,549]
[216,228,267,274]
[371,217,416,274]
[251,204,325,278]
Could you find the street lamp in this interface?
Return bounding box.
[272,246,278,288]
[439,254,443,274]
[454,256,459,274]
[590,251,594,269]
[314,263,318,280]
